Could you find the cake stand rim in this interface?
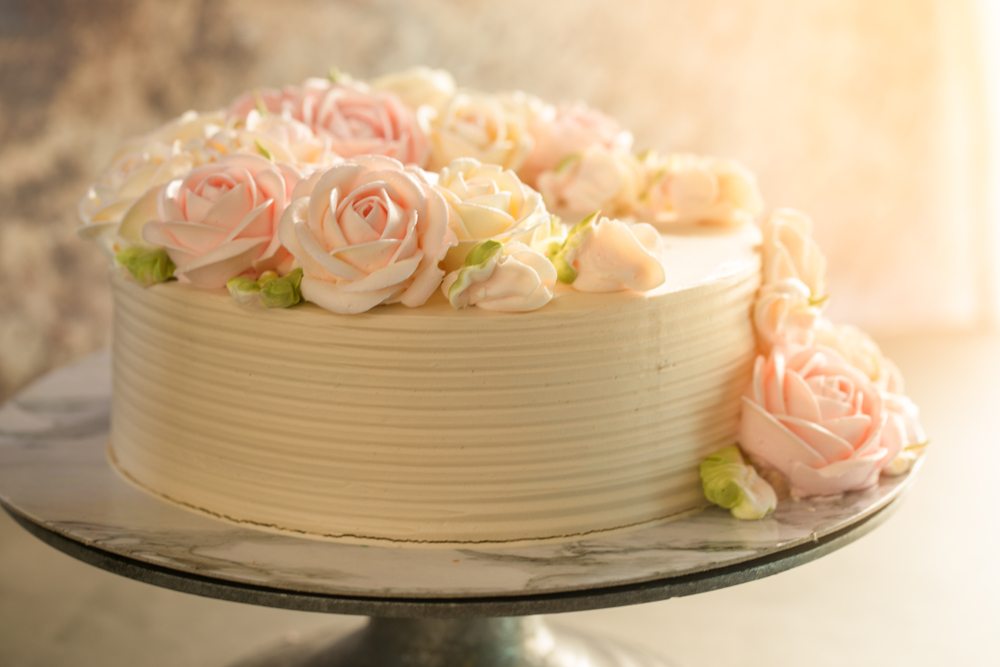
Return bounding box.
[0,491,902,618]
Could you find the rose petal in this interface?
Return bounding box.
[789,457,881,498]
[296,219,366,281]
[820,414,872,449]
[739,397,828,477]
[177,236,269,289]
[815,396,854,420]
[301,275,399,314]
[332,239,401,273]
[200,182,254,229]
[336,253,421,293]
[147,221,228,254]
[452,201,516,239]
[778,416,855,463]
[783,370,822,422]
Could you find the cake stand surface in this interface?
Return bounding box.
[0,352,918,666]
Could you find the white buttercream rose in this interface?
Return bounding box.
[278,155,457,314]
[372,66,457,114]
[441,240,556,312]
[77,111,226,258]
[636,153,762,227]
[428,90,533,172]
[548,214,665,293]
[754,278,824,354]
[518,101,632,187]
[762,208,827,298]
[434,157,555,270]
[141,153,301,289]
[536,146,643,220]
[739,344,903,499]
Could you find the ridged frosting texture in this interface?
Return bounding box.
[109,226,760,545]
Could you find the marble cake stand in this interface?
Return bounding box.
[0,352,918,667]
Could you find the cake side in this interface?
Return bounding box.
[109,227,761,544]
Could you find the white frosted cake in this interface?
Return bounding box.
[110,225,759,544]
[81,67,926,546]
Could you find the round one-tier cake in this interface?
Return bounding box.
[108,224,761,545]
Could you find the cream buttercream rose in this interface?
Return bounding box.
[77,111,228,258]
[762,208,827,298]
[434,157,555,270]
[372,66,457,114]
[278,155,457,314]
[753,278,824,354]
[428,90,533,172]
[141,153,301,289]
[635,153,762,227]
[739,344,904,499]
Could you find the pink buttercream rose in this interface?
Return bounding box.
[228,79,429,166]
[278,155,457,314]
[739,344,903,499]
[518,102,632,186]
[142,154,301,289]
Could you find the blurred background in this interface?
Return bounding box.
[0,0,991,402]
[1,0,996,665]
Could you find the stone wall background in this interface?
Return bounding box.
[0,0,989,401]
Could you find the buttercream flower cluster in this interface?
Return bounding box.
[82,66,767,314]
[701,209,927,519]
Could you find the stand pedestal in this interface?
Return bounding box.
[231,617,671,667]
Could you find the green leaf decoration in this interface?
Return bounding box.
[464,239,503,267]
[447,241,504,308]
[808,292,831,308]
[545,210,600,285]
[252,89,269,116]
[553,152,581,174]
[254,139,274,162]
[260,268,303,308]
[699,445,777,520]
[115,247,175,286]
[226,268,303,309]
[328,66,344,83]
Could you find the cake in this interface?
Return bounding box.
[79,67,926,546]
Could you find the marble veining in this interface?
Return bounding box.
[0,353,917,599]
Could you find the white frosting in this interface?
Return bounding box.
[109,224,761,545]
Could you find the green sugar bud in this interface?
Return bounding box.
[700,446,778,520]
[115,247,175,286]
[254,139,274,162]
[546,210,600,285]
[259,268,303,308]
[464,239,504,267]
[447,241,505,308]
[226,276,263,307]
[228,269,303,309]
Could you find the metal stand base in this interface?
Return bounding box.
[230,617,675,667]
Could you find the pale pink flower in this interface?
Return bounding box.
[228,79,429,166]
[278,156,457,314]
[739,344,902,499]
[519,102,632,186]
[142,154,301,289]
